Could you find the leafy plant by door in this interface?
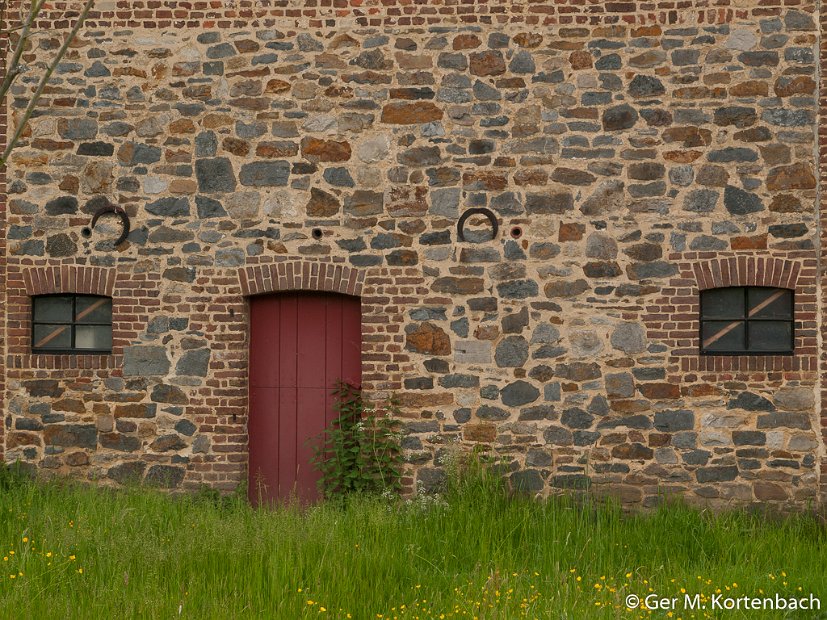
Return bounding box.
[310,381,402,500]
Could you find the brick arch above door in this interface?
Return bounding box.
[238,260,365,297]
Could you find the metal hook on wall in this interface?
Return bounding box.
[456,207,499,242]
[81,204,131,247]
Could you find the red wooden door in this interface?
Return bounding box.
[248,292,361,505]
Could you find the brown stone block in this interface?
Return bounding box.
[754,481,788,501]
[397,392,454,407]
[731,234,767,250]
[453,34,481,49]
[381,101,443,124]
[464,423,496,442]
[681,384,724,398]
[639,383,680,400]
[664,150,703,163]
[7,432,41,449]
[766,162,816,191]
[729,81,768,97]
[405,322,451,355]
[266,79,291,93]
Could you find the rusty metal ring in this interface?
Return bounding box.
[457,207,499,242]
[86,205,130,247]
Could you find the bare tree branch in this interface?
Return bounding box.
[0,0,95,168]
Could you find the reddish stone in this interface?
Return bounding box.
[397,392,454,407]
[469,50,506,76]
[453,34,481,49]
[65,452,89,466]
[256,141,299,158]
[611,443,654,460]
[169,118,196,134]
[6,432,40,448]
[558,223,585,242]
[664,150,703,163]
[729,81,769,97]
[639,383,681,400]
[59,175,79,193]
[769,194,802,213]
[222,137,250,156]
[513,32,543,48]
[662,126,712,147]
[766,162,816,191]
[381,101,443,124]
[306,188,341,217]
[681,384,724,398]
[754,481,787,501]
[730,234,767,250]
[266,79,291,93]
[464,424,497,442]
[300,137,352,163]
[32,138,73,151]
[569,50,593,69]
[773,75,815,97]
[405,322,451,355]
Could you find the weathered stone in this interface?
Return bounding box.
[610,323,646,354]
[510,470,544,493]
[602,104,638,131]
[728,392,775,412]
[773,387,814,412]
[612,443,654,460]
[151,384,188,404]
[300,137,351,162]
[696,466,738,483]
[108,462,146,484]
[176,349,211,377]
[195,158,237,193]
[469,50,506,76]
[545,279,589,298]
[44,424,96,449]
[405,323,451,355]
[306,187,340,217]
[381,102,443,124]
[766,163,816,191]
[146,197,189,217]
[654,410,694,432]
[123,346,170,376]
[526,193,573,214]
[239,161,290,187]
[629,75,665,98]
[145,465,185,488]
[580,180,625,215]
[495,336,529,368]
[501,380,540,407]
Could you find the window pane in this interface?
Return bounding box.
[33,324,72,350]
[75,325,112,350]
[33,297,73,323]
[702,320,745,352]
[75,296,112,324]
[747,288,792,320]
[702,288,744,319]
[748,321,792,352]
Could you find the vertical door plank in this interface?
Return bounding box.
[247,387,279,506]
[296,386,327,502]
[277,386,298,500]
[297,294,328,388]
[279,294,298,389]
[249,296,280,388]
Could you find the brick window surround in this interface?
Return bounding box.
[646,254,816,374]
[8,266,129,370]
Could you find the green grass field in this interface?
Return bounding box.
[0,468,825,619]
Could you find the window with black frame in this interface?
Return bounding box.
[700,287,793,355]
[32,295,113,353]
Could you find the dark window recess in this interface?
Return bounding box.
[700,287,793,355]
[32,295,113,354]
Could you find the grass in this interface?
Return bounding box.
[0,465,825,619]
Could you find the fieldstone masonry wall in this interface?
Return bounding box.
[1,0,825,508]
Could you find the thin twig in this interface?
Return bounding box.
[0,0,95,167]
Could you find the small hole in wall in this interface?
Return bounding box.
[81,227,92,238]
[510,226,523,239]
[232,413,237,422]
[229,308,235,317]
[311,228,323,240]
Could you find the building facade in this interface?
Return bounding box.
[1,0,825,508]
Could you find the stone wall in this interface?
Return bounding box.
[2,0,824,507]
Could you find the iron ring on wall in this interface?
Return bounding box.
[82,205,131,247]
[456,207,499,242]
